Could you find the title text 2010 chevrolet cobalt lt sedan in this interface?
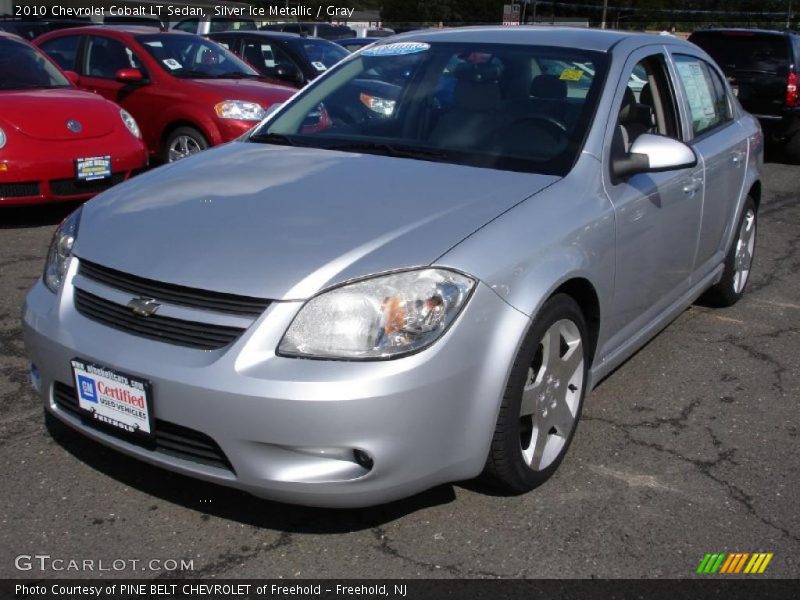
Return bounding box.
[23,28,763,507]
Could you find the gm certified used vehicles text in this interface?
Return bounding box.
[689,28,800,163]
[0,32,147,207]
[23,28,763,507]
[35,26,294,162]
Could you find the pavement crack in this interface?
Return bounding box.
[584,413,800,544]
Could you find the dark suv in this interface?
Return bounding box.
[689,29,800,162]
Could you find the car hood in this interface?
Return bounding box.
[183,78,295,104]
[75,143,558,300]
[0,89,117,141]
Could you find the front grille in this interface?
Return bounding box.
[52,382,234,472]
[78,259,271,317]
[50,173,125,197]
[0,181,40,198]
[74,288,244,350]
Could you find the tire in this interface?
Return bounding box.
[482,293,589,493]
[163,126,209,163]
[700,196,757,308]
[785,130,800,165]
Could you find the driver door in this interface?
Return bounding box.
[602,49,703,353]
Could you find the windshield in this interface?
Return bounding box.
[251,42,608,175]
[289,38,349,71]
[0,37,71,90]
[136,33,259,78]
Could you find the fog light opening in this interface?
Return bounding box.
[353,449,374,470]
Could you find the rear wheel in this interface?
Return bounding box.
[164,126,208,163]
[701,197,757,307]
[482,294,589,493]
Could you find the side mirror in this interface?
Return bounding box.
[275,64,303,86]
[64,70,80,86]
[612,133,697,179]
[115,68,146,84]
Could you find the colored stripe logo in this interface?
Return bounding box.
[696,552,773,574]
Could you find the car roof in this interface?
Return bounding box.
[337,38,378,44]
[42,25,185,37]
[690,28,796,38]
[216,30,302,40]
[0,30,28,42]
[391,26,680,52]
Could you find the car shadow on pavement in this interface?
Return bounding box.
[0,202,82,229]
[45,414,457,531]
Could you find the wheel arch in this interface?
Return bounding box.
[747,179,761,211]
[548,277,601,367]
[160,120,213,154]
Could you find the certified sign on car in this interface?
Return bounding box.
[75,156,112,181]
[71,359,154,438]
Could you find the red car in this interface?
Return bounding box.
[0,32,147,207]
[35,27,295,162]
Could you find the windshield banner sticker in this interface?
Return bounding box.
[363,42,431,57]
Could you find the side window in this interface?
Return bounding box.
[174,19,199,34]
[85,36,142,79]
[673,54,730,137]
[241,40,295,74]
[39,35,80,71]
[613,54,680,155]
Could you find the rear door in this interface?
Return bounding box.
[670,52,748,279]
[689,31,791,118]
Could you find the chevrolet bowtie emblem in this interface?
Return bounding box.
[127,297,161,317]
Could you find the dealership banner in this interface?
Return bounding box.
[5,579,800,600]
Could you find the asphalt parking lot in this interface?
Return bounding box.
[0,161,797,580]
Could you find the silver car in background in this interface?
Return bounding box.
[23,27,763,507]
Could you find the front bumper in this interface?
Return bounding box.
[22,265,528,508]
[0,136,147,207]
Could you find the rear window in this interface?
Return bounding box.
[690,32,791,75]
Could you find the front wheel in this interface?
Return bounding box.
[482,294,589,493]
[164,126,209,163]
[700,197,757,307]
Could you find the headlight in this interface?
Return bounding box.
[278,269,475,360]
[0,127,6,149]
[359,93,396,116]
[120,109,141,138]
[214,100,265,121]
[43,207,82,293]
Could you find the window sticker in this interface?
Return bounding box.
[312,61,327,71]
[560,68,583,81]
[676,60,716,129]
[362,42,430,57]
[162,58,182,70]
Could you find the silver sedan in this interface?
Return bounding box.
[23,27,763,507]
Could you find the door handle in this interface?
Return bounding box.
[732,151,745,165]
[683,176,703,196]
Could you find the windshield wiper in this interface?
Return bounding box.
[324,141,448,160]
[248,132,301,146]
